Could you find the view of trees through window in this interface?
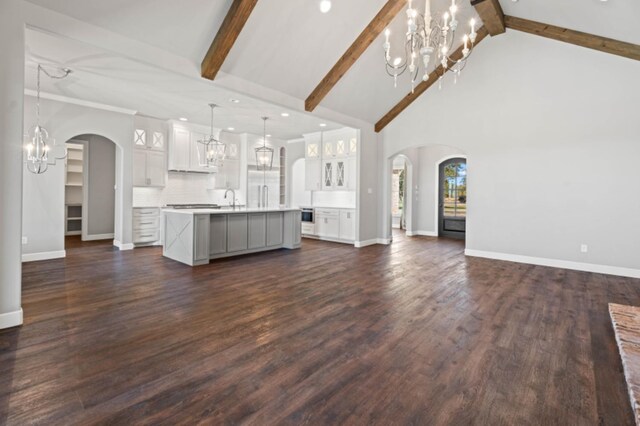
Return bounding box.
[443,161,466,218]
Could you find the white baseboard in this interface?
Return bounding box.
[465,249,640,279]
[406,230,437,237]
[355,239,378,248]
[0,308,23,329]
[22,250,66,262]
[113,240,134,251]
[84,233,114,241]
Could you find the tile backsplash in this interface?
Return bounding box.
[133,173,245,207]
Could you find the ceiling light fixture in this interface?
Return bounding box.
[319,0,331,13]
[319,123,327,127]
[179,117,188,121]
[228,127,235,131]
[281,112,290,117]
[229,98,240,103]
[196,104,226,170]
[383,0,478,93]
[255,117,274,171]
[25,64,72,174]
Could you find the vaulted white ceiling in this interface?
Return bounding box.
[501,0,640,45]
[22,0,640,130]
[25,29,345,139]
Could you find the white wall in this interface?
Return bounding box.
[82,134,116,237]
[22,96,135,256]
[416,145,466,234]
[381,31,640,274]
[0,0,25,329]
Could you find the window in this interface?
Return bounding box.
[442,161,466,218]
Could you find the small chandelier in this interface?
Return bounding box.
[25,64,72,174]
[383,0,478,93]
[196,103,226,169]
[254,117,274,171]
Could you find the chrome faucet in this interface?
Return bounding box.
[224,189,236,209]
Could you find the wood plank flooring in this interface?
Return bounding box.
[1,232,639,425]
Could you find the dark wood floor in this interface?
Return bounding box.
[1,232,638,425]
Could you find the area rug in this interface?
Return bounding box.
[610,303,640,425]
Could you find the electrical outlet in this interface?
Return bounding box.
[22,236,28,245]
[580,244,588,253]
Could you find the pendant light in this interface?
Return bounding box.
[255,117,274,171]
[196,103,226,169]
[25,64,72,174]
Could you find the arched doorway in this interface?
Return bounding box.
[388,154,413,242]
[438,157,467,239]
[63,134,117,249]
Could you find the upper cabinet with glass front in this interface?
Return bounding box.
[134,116,166,151]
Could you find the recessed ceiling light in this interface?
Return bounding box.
[266,134,272,137]
[227,127,235,131]
[319,0,331,13]
[179,117,188,122]
[319,123,327,127]
[281,112,290,117]
[229,98,240,103]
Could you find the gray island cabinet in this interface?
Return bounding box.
[163,208,302,266]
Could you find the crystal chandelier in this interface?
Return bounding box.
[254,117,274,171]
[383,0,478,92]
[25,64,72,174]
[196,103,226,169]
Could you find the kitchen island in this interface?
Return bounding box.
[162,207,302,266]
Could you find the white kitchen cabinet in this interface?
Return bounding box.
[169,127,191,171]
[322,159,348,191]
[339,209,356,241]
[322,160,334,191]
[133,207,160,245]
[316,209,340,239]
[133,150,165,187]
[134,117,166,151]
[305,158,322,191]
[349,137,357,156]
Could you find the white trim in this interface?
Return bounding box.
[83,233,115,241]
[24,89,137,115]
[0,309,23,329]
[465,249,640,279]
[113,240,134,251]
[355,239,378,248]
[406,230,438,237]
[22,250,66,262]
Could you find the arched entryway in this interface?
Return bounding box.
[387,154,413,242]
[63,134,117,249]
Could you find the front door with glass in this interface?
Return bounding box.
[438,158,467,239]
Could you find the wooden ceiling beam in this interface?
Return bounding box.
[305,0,407,112]
[201,0,258,80]
[471,0,505,36]
[375,26,489,133]
[505,15,640,62]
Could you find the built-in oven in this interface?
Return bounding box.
[301,207,314,223]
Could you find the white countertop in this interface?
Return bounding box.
[299,205,356,210]
[163,207,301,215]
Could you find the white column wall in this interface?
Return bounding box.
[0,0,25,329]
